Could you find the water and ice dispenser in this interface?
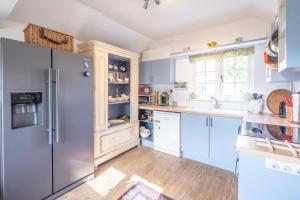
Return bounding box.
[11,92,42,129]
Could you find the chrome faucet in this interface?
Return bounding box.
[211,96,221,109]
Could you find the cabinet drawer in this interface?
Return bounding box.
[100,126,138,153]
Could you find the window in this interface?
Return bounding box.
[195,55,249,100]
[196,60,216,96]
[222,55,248,97]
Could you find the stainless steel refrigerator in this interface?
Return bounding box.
[0,38,94,200]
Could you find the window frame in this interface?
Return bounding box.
[194,55,251,101]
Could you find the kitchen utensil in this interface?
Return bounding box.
[108,72,116,81]
[108,64,114,69]
[154,91,160,106]
[139,126,151,139]
[266,89,291,115]
[160,92,169,106]
[108,96,117,103]
[249,99,264,114]
[279,101,286,118]
[113,64,118,71]
[252,93,258,100]
[120,65,126,72]
[116,97,124,102]
[121,94,129,101]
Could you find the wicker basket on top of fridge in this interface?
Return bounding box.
[23,23,74,52]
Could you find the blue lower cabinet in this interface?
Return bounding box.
[181,113,209,162]
[181,114,241,172]
[209,116,241,172]
[239,152,300,200]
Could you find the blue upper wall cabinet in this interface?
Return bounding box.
[139,58,176,85]
[278,0,300,80]
[139,61,152,84]
[181,113,209,162]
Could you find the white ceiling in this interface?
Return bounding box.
[0,0,18,25]
[7,0,278,52]
[79,0,278,39]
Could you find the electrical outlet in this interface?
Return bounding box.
[265,158,300,176]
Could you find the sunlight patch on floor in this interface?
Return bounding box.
[86,167,126,196]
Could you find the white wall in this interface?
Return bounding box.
[142,17,270,61]
[172,44,291,111]
[0,20,82,51]
[0,20,25,41]
[141,17,296,111]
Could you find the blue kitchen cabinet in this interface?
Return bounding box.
[139,61,152,84]
[209,116,242,172]
[238,152,300,200]
[277,0,300,80]
[139,58,175,85]
[181,113,209,162]
[151,59,175,84]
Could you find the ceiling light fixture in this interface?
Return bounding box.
[143,0,160,10]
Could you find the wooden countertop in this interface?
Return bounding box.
[139,104,300,162]
[238,113,300,163]
[139,104,246,119]
[244,113,300,128]
[236,135,300,164]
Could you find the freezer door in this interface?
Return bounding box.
[1,38,52,200]
[52,49,93,193]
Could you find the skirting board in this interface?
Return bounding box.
[94,139,140,167]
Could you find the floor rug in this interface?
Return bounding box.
[117,182,173,200]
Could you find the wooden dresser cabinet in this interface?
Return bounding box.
[78,40,140,167]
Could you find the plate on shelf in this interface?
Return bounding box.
[110,119,125,124]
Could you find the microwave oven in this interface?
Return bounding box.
[139,95,153,104]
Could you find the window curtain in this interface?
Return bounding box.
[189,46,255,63]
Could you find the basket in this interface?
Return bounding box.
[23,23,74,52]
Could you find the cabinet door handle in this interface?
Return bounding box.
[234,158,239,177]
[210,118,213,127]
[47,68,53,145]
[206,117,208,127]
[238,125,242,134]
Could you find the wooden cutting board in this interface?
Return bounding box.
[266,89,291,115]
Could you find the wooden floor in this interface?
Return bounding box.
[59,147,237,200]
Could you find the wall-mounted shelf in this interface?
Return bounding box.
[171,38,267,58]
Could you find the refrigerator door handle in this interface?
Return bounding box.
[55,68,60,143]
[48,68,53,145]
